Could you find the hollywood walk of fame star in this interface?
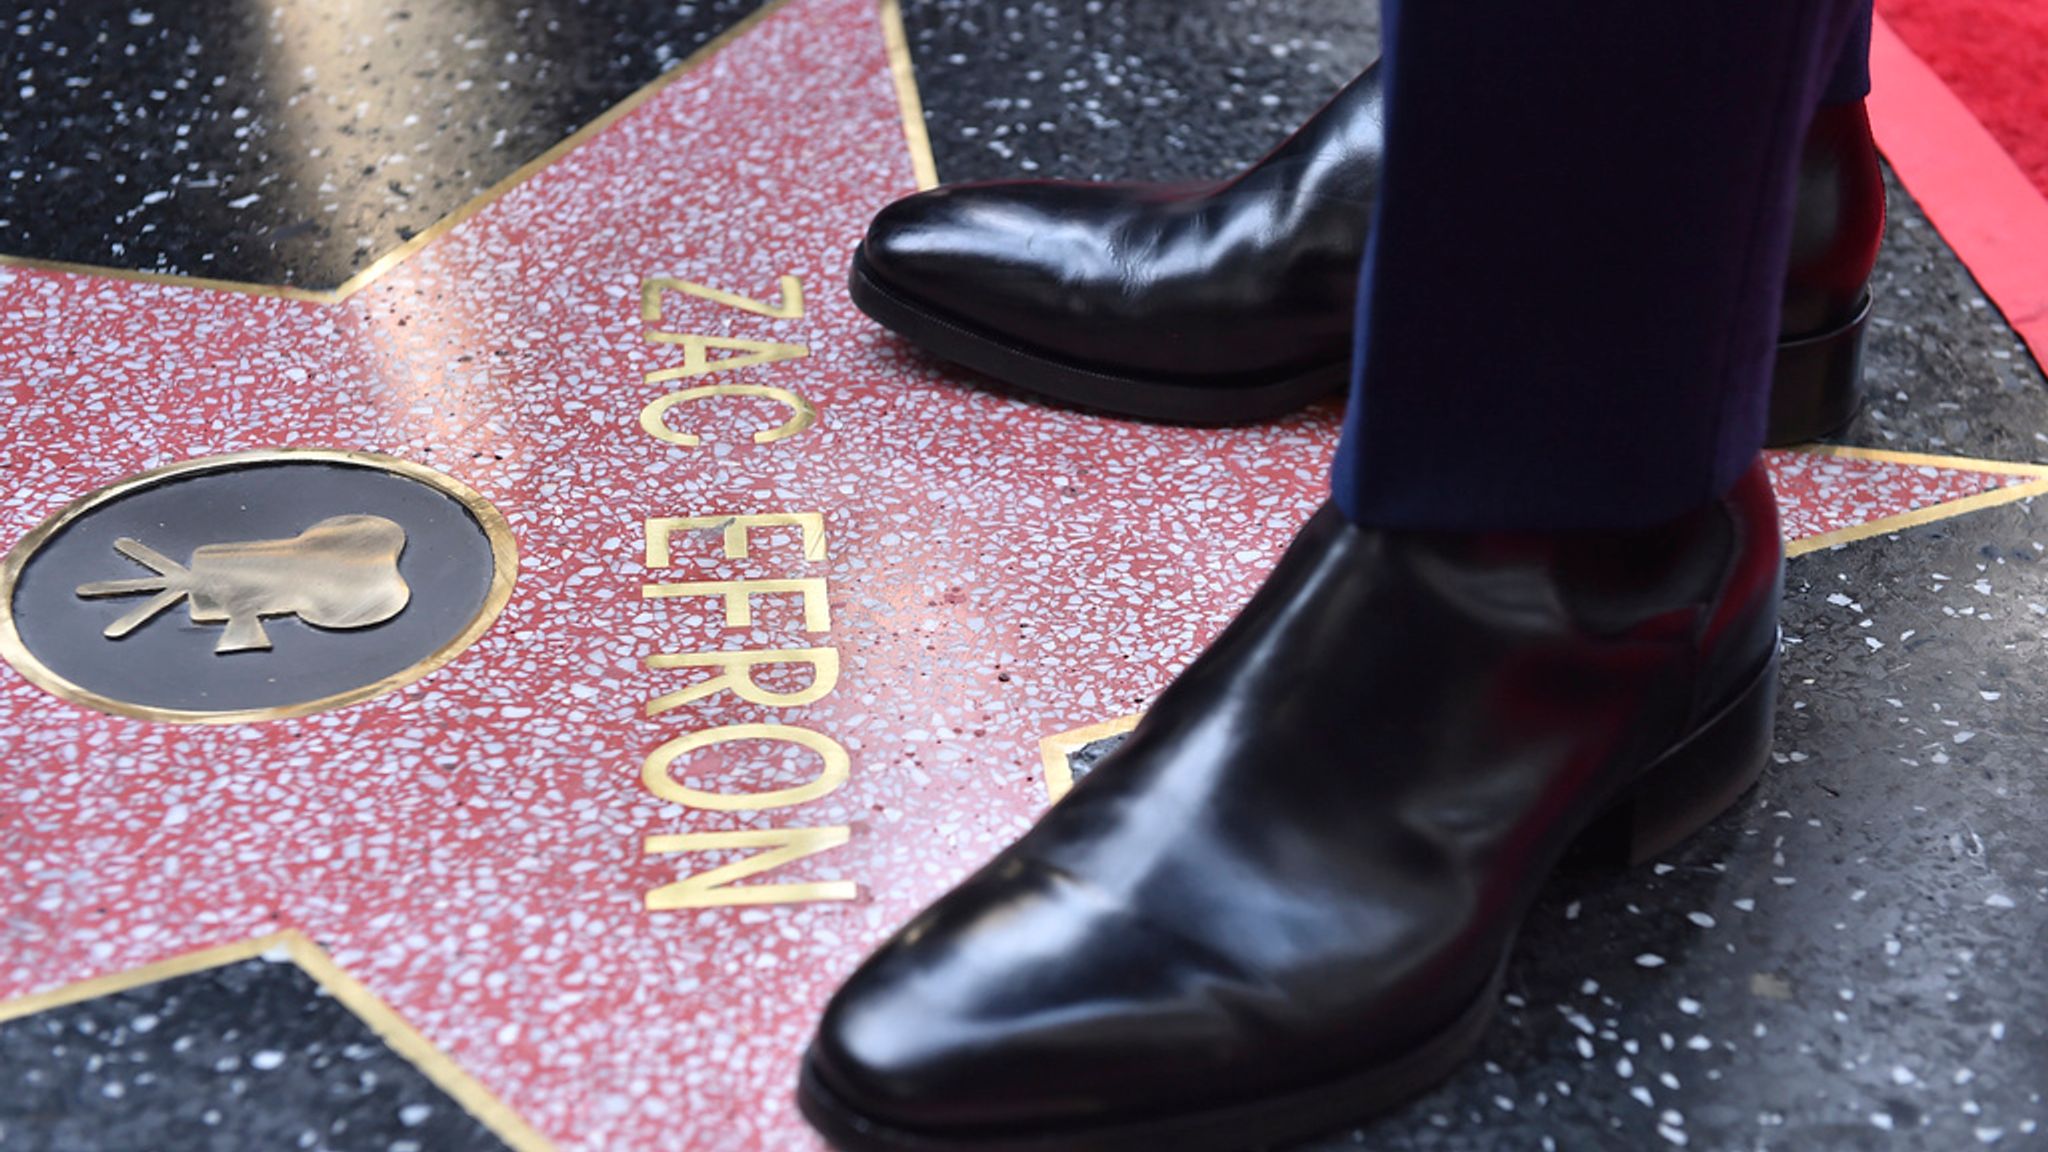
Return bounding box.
[2,0,2046,1147]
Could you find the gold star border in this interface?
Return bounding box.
[0,931,555,1152]
[0,0,937,305]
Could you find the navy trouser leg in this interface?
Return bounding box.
[1330,0,1871,531]
[1823,0,1876,106]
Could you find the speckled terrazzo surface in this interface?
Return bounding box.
[900,0,1378,182]
[0,0,771,289]
[0,954,511,1151]
[1849,170,2048,464]
[0,0,2045,1149]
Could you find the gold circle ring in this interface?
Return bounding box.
[0,448,519,725]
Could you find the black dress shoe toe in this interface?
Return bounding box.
[808,855,1278,1135]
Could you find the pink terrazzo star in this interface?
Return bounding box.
[1,2,2043,1148]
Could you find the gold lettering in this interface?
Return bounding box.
[643,578,830,632]
[629,273,856,914]
[639,384,817,447]
[646,648,840,714]
[644,513,828,567]
[643,827,855,910]
[642,723,850,811]
[644,333,810,384]
[641,275,805,322]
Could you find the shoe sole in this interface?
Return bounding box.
[796,646,1781,1152]
[852,251,1868,442]
[848,250,1350,425]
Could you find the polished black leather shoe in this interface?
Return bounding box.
[851,65,1884,442]
[800,462,1785,1152]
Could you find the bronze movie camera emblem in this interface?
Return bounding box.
[74,515,413,654]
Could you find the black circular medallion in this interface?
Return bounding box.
[0,450,517,723]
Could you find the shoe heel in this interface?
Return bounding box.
[1576,649,1779,868]
[1765,290,1871,447]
